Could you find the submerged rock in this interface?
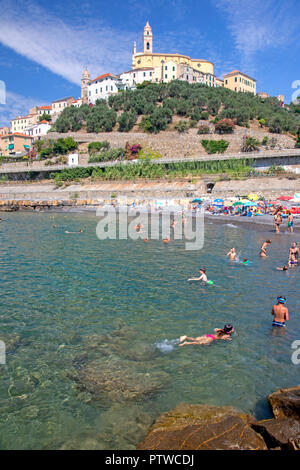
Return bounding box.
[98,404,154,448]
[268,385,300,420]
[72,359,169,402]
[137,403,267,450]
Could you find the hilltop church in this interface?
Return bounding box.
[82,22,257,104]
[131,21,214,76]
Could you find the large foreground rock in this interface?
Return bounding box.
[252,418,300,449]
[137,404,267,450]
[268,385,300,420]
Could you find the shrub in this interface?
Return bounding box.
[200,111,209,120]
[175,120,190,133]
[201,140,229,154]
[268,116,284,134]
[88,148,124,163]
[259,118,266,127]
[117,111,137,132]
[138,148,162,160]
[261,136,269,146]
[241,136,260,152]
[88,141,110,154]
[197,125,210,135]
[296,126,300,148]
[215,118,235,134]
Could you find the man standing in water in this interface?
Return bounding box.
[287,212,294,233]
[260,240,272,257]
[272,296,289,327]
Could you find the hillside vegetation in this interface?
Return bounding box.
[51,81,300,136]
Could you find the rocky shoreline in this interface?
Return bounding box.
[137,385,300,450]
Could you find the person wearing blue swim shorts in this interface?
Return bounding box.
[272,296,289,327]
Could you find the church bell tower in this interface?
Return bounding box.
[143,21,153,54]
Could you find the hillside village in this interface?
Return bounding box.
[0,22,295,160]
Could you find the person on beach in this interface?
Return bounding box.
[276,265,289,271]
[260,240,272,257]
[227,248,237,260]
[163,238,170,243]
[287,212,294,233]
[179,324,234,346]
[274,211,282,233]
[188,268,208,282]
[272,297,289,327]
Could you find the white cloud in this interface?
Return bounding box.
[0,0,137,85]
[213,0,299,71]
[0,91,44,126]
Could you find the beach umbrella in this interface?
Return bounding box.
[248,193,259,201]
[233,201,243,206]
[192,198,203,203]
[277,196,293,201]
[243,201,258,207]
[214,199,224,203]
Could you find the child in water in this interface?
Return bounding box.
[179,324,235,346]
[188,268,208,282]
[242,258,250,265]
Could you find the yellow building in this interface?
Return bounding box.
[132,22,214,77]
[224,70,256,95]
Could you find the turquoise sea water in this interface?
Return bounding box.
[0,211,299,450]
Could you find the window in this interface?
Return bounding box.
[186,75,189,80]
[150,72,152,76]
[235,77,237,82]
[147,42,150,50]
[111,86,113,91]
[106,86,108,91]
[165,74,168,79]
[165,66,167,70]
[143,72,146,77]
[95,89,98,93]
[173,66,175,71]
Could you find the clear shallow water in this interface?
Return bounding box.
[0,211,299,449]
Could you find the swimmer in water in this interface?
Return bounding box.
[163,238,170,243]
[53,224,57,228]
[179,324,234,346]
[242,258,250,265]
[260,240,272,257]
[272,296,289,327]
[188,268,208,282]
[277,265,289,271]
[65,229,83,233]
[227,248,237,260]
[287,212,294,234]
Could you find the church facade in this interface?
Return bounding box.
[132,22,214,76]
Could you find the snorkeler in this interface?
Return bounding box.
[242,258,250,265]
[179,324,234,346]
[260,240,272,257]
[227,248,237,260]
[272,297,289,327]
[188,268,208,282]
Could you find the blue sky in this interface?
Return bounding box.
[0,0,299,126]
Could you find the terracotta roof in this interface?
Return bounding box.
[1,133,33,139]
[90,73,119,83]
[39,120,50,124]
[52,97,74,103]
[224,70,256,81]
[39,105,52,110]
